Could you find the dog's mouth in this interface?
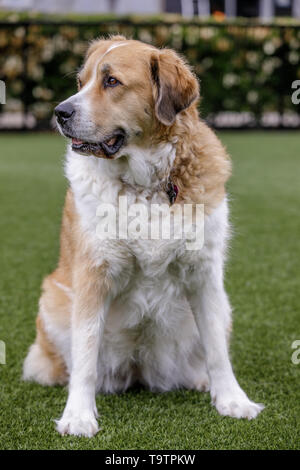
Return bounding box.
[71,132,125,158]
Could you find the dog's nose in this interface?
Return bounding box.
[55,102,75,124]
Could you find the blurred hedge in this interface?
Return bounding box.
[0,12,300,129]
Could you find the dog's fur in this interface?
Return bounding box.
[23,36,264,437]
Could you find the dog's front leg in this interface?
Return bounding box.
[188,262,264,420]
[56,263,111,437]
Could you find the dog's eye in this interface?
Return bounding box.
[106,76,121,88]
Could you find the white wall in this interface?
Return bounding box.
[259,0,275,19]
[292,0,300,17]
[0,0,163,14]
[113,0,162,14]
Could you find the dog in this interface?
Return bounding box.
[23,35,264,437]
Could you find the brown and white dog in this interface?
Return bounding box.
[23,36,264,437]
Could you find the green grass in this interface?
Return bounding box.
[0,131,299,450]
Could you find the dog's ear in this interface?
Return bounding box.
[150,49,199,126]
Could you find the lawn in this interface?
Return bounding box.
[0,131,299,450]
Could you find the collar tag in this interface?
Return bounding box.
[166,181,178,205]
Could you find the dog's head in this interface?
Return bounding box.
[55,36,199,159]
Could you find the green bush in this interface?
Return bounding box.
[0,13,300,128]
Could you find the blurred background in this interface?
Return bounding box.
[0,0,300,130]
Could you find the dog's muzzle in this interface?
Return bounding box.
[55,100,126,159]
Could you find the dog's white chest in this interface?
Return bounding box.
[65,145,228,283]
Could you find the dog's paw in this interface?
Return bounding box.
[214,393,264,420]
[194,374,210,392]
[56,410,99,437]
